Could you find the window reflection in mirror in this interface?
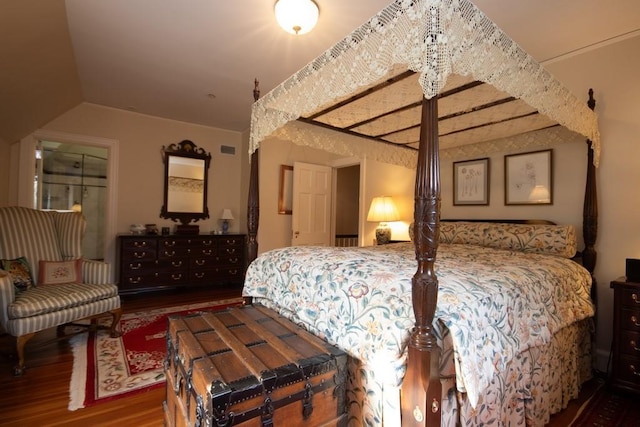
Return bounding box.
[167,156,205,213]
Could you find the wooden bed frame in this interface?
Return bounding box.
[245,82,598,425]
[246,78,599,424]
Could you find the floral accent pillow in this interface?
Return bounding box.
[38,259,83,285]
[1,257,35,292]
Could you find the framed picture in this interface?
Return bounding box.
[453,157,490,205]
[504,149,553,205]
[278,165,293,215]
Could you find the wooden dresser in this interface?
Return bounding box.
[117,233,245,294]
[610,276,640,394]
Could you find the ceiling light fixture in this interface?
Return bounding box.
[274,0,319,35]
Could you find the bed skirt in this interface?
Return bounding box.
[251,298,592,426]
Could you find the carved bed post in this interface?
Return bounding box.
[583,89,598,309]
[401,95,442,426]
[247,79,260,265]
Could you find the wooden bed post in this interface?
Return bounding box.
[401,95,442,426]
[244,80,260,307]
[583,89,598,307]
[247,79,260,265]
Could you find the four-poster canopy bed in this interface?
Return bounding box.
[243,0,599,425]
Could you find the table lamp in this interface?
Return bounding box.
[367,196,399,245]
[220,208,234,234]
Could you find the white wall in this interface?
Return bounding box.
[21,103,245,268]
[545,34,640,372]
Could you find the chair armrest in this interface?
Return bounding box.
[82,259,113,285]
[0,270,16,331]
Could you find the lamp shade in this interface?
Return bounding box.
[220,208,234,220]
[275,0,319,35]
[367,196,399,223]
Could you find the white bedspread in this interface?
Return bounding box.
[242,242,594,410]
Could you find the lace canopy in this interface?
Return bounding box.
[250,0,600,167]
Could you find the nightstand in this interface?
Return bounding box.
[610,276,640,394]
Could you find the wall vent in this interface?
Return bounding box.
[220,145,236,155]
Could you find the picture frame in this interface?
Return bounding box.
[278,165,293,215]
[453,157,490,205]
[504,149,553,205]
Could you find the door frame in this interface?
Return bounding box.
[12,129,119,269]
[331,157,364,247]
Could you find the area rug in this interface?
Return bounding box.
[570,381,640,426]
[68,298,243,411]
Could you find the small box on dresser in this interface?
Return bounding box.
[164,304,348,427]
[610,276,640,394]
[117,234,245,294]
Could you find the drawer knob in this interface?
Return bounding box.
[195,272,205,279]
[164,241,176,247]
[133,252,146,259]
[129,277,142,284]
[171,261,183,267]
[129,262,142,270]
[632,315,640,327]
[226,248,236,254]
[203,240,213,246]
[133,241,147,248]
[633,293,639,304]
[631,340,640,352]
[196,259,206,266]
[631,364,640,377]
[164,250,176,257]
[171,274,182,281]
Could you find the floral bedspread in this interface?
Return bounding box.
[242,242,594,410]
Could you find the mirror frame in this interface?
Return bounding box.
[160,140,211,225]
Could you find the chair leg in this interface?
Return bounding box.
[14,332,36,376]
[109,307,123,338]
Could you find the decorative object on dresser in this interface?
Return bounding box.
[626,258,640,282]
[219,208,234,234]
[160,140,211,235]
[164,304,347,427]
[609,276,640,394]
[117,234,245,294]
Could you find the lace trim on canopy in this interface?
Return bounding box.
[250,0,600,165]
[272,120,585,170]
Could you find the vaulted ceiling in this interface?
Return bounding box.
[1,0,639,144]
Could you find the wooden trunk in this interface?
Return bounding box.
[164,304,348,427]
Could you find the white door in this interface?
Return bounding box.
[291,162,332,246]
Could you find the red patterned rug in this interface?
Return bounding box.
[68,298,243,410]
[571,381,640,426]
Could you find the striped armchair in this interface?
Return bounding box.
[0,207,121,375]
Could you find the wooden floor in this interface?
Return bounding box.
[0,285,242,427]
[0,284,598,426]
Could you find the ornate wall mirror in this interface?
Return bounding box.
[160,140,211,233]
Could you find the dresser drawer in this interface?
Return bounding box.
[120,271,162,288]
[620,331,640,357]
[622,288,640,309]
[219,236,244,247]
[617,355,640,386]
[621,308,640,332]
[121,259,157,273]
[121,237,157,251]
